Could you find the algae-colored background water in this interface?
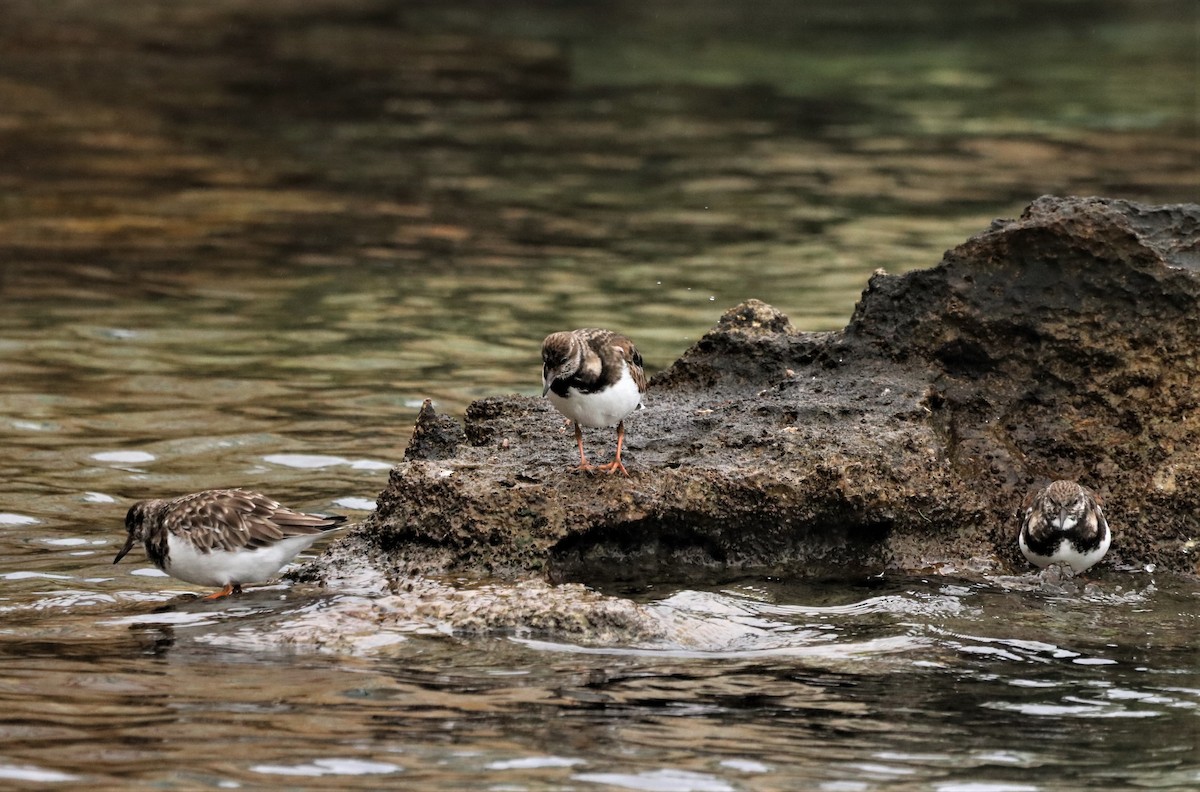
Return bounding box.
[0,0,1197,788]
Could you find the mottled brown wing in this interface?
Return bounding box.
[168,489,344,552]
[1020,491,1049,544]
[1020,486,1040,513]
[611,334,647,394]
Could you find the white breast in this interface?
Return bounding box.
[163,532,326,587]
[548,362,643,428]
[1019,528,1111,574]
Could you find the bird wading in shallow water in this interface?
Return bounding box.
[114,489,347,599]
[541,328,646,475]
[1019,479,1111,574]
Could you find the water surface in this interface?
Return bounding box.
[1,0,1197,788]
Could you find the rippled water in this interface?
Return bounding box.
[1,0,1198,788]
[3,574,1198,788]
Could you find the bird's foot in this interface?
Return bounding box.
[202,583,240,600]
[594,459,630,475]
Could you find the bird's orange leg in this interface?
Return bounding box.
[572,423,597,471]
[596,420,630,475]
[203,583,239,600]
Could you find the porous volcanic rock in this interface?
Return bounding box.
[321,196,1200,587]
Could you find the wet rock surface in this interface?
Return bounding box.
[318,196,1200,590]
[237,577,667,653]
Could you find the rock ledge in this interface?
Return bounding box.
[320,196,1200,587]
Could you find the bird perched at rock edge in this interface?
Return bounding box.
[114,489,347,599]
[541,328,646,475]
[1019,479,1111,574]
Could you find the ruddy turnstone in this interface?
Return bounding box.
[113,489,347,599]
[1019,479,1111,574]
[541,328,647,475]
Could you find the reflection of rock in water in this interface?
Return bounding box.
[324,196,1200,592]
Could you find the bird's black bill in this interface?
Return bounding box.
[113,534,137,564]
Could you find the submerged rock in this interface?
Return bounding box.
[317,196,1200,591]
[245,578,667,652]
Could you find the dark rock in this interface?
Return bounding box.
[841,196,1200,572]
[322,196,1200,584]
[404,399,466,461]
[650,299,834,391]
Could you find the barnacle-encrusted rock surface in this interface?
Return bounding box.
[317,196,1200,594]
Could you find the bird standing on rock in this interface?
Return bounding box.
[541,328,646,475]
[114,489,347,599]
[1019,479,1111,574]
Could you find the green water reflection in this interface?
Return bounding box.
[0,0,1196,789]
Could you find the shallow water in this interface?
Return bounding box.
[2,574,1198,788]
[1,0,1198,788]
